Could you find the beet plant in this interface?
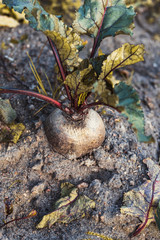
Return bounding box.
[0,0,153,159]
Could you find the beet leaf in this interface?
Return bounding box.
[98,43,145,82]
[36,182,95,228]
[3,0,83,70]
[121,158,160,237]
[114,82,153,143]
[73,0,135,56]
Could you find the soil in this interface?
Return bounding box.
[0,9,160,240]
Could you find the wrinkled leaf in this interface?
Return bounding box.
[0,98,16,124]
[99,43,145,82]
[92,79,118,106]
[0,98,25,143]
[3,0,83,70]
[114,82,153,142]
[9,122,25,144]
[65,64,96,96]
[73,0,135,52]
[0,121,25,144]
[37,182,95,228]
[121,158,160,236]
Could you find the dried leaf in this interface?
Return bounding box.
[37,182,95,228]
[0,98,25,143]
[85,231,117,240]
[3,0,83,70]
[73,0,135,52]
[114,82,153,143]
[98,43,145,81]
[4,197,13,217]
[121,158,160,237]
[9,122,25,144]
[0,15,19,27]
[0,98,16,124]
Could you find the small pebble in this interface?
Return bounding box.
[77,182,89,189]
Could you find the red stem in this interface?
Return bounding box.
[90,0,109,58]
[0,212,36,229]
[130,175,159,238]
[0,88,64,111]
[78,101,120,113]
[74,82,81,110]
[47,37,72,102]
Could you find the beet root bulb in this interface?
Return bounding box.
[44,109,105,159]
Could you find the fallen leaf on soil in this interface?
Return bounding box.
[121,158,160,237]
[83,231,118,240]
[8,122,25,144]
[0,98,25,143]
[0,98,17,124]
[36,182,95,229]
[4,197,13,217]
[0,121,25,144]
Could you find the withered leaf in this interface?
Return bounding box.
[0,98,16,124]
[99,43,145,81]
[85,231,119,240]
[0,98,25,143]
[121,158,160,236]
[92,80,118,106]
[65,64,96,96]
[37,182,95,228]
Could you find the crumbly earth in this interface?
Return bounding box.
[0,10,160,240]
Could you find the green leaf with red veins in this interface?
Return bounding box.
[73,0,135,54]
